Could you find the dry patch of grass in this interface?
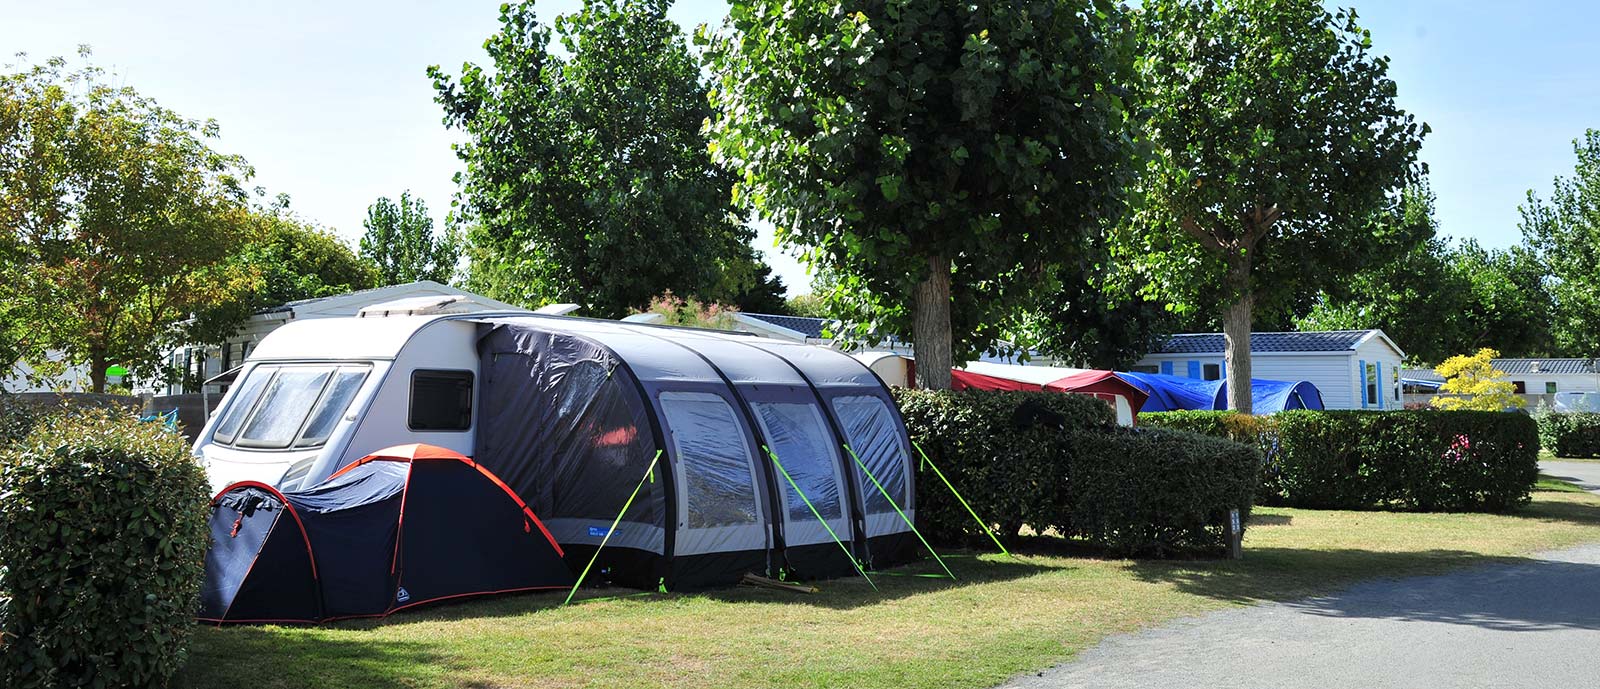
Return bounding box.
[178,486,1600,689]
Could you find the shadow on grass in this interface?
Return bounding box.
[176,626,447,689]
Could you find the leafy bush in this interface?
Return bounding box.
[0,408,210,688]
[1147,409,1539,512]
[894,389,1259,556]
[1536,411,1600,458]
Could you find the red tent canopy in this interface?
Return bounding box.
[950,369,1045,392]
[950,367,1149,423]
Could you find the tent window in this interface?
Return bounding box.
[410,370,474,431]
[831,395,909,515]
[1202,363,1221,381]
[659,392,760,529]
[751,402,843,521]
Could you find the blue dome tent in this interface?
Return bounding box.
[1116,372,1324,413]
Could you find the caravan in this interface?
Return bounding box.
[194,301,919,588]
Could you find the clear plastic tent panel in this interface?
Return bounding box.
[751,402,844,521]
[659,392,762,529]
[739,339,881,387]
[832,395,909,514]
[523,318,725,383]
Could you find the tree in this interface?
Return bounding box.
[0,52,260,392]
[1115,1,1427,412]
[432,0,754,318]
[703,0,1138,388]
[189,203,379,347]
[1432,348,1523,411]
[1521,129,1600,356]
[360,191,458,286]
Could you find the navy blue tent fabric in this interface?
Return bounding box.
[1214,379,1326,412]
[1117,372,1325,413]
[199,447,573,624]
[1116,372,1224,412]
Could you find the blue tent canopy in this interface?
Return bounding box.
[1116,372,1324,413]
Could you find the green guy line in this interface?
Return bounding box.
[565,450,663,605]
[912,441,1012,559]
[843,443,955,580]
[763,445,877,591]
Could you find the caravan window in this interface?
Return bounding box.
[831,395,910,514]
[409,370,474,431]
[659,392,760,529]
[216,365,371,450]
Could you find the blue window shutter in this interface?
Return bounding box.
[1359,359,1368,408]
[1160,361,1174,375]
[1375,361,1383,409]
[1187,361,1201,379]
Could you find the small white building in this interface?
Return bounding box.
[1403,358,1600,409]
[153,281,526,395]
[1132,330,1406,410]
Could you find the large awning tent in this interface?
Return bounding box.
[1118,372,1325,413]
[474,317,919,589]
[199,445,572,624]
[954,361,1149,425]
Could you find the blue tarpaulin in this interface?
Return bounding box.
[1116,372,1324,413]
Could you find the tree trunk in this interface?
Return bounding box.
[1222,255,1253,414]
[89,348,107,394]
[912,255,953,390]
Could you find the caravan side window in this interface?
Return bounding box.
[409,370,474,431]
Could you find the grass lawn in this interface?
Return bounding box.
[177,483,1600,689]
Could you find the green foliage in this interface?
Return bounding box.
[0,51,262,392]
[1535,412,1600,458]
[1299,186,1555,364]
[1521,129,1600,356]
[0,408,211,688]
[703,0,1139,386]
[433,0,754,318]
[1146,409,1540,512]
[784,294,830,319]
[639,292,740,330]
[1117,0,1426,410]
[360,191,459,286]
[1432,348,1523,411]
[894,389,1259,556]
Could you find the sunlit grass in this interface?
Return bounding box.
[178,483,1600,689]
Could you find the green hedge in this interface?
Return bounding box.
[894,390,1259,556]
[1144,409,1539,512]
[1536,412,1600,458]
[0,408,211,688]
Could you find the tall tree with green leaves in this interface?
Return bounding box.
[0,52,261,392]
[703,0,1137,388]
[1521,129,1600,356]
[359,191,458,286]
[1116,0,1427,411]
[431,0,753,318]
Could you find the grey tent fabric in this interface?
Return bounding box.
[471,316,917,588]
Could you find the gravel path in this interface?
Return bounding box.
[999,461,1600,689]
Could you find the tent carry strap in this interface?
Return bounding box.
[564,450,663,605]
[912,441,1012,559]
[843,444,954,580]
[762,446,877,591]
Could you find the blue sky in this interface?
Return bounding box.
[4,1,1597,296]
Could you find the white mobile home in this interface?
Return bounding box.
[1132,330,1405,410]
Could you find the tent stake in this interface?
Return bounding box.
[763,446,877,591]
[843,443,955,580]
[912,441,1012,559]
[564,450,663,605]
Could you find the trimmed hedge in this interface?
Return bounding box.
[894,389,1260,556]
[1536,412,1600,458]
[1144,409,1539,512]
[0,408,211,688]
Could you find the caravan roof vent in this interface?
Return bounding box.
[357,295,471,318]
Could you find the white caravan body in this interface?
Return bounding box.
[194,313,512,494]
